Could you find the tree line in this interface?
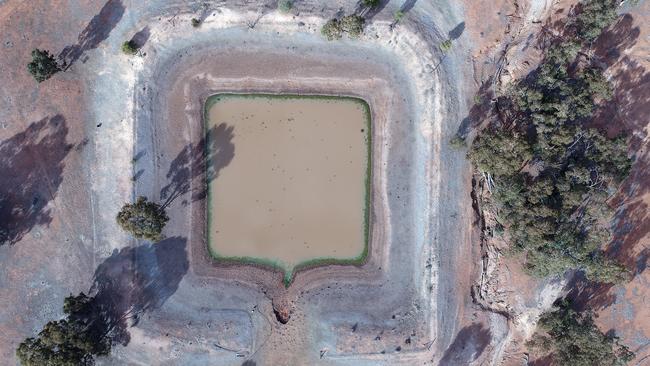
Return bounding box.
[468,0,631,284]
[466,0,637,364]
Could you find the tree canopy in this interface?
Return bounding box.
[16,293,112,366]
[27,49,61,83]
[121,40,139,55]
[116,196,169,241]
[529,300,635,366]
[468,0,631,283]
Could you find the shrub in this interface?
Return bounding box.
[340,15,365,38]
[322,15,365,40]
[439,39,453,53]
[449,135,466,149]
[191,18,201,27]
[121,40,139,55]
[278,0,292,12]
[27,49,61,83]
[116,196,169,241]
[321,19,343,40]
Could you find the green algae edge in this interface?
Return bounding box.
[204,93,372,288]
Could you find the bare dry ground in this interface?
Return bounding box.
[0,0,647,365]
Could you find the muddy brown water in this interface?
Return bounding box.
[206,95,369,273]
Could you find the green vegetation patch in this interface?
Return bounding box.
[528,299,635,365]
[468,0,632,284]
[321,15,365,40]
[27,49,61,83]
[277,0,292,13]
[121,40,139,55]
[204,93,373,287]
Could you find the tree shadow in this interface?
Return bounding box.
[130,26,150,49]
[592,14,640,64]
[440,323,492,364]
[88,236,189,346]
[354,0,390,22]
[160,123,235,207]
[399,0,418,14]
[529,353,554,366]
[565,271,616,312]
[455,79,496,139]
[534,4,576,50]
[0,115,72,245]
[58,0,125,68]
[132,169,144,182]
[448,21,465,41]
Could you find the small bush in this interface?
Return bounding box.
[439,39,453,53]
[449,135,466,149]
[191,18,201,27]
[121,40,139,55]
[278,0,292,12]
[321,19,343,40]
[340,15,365,38]
[322,14,365,40]
[363,0,380,7]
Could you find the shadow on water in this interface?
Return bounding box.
[439,323,492,365]
[59,0,125,68]
[88,236,189,346]
[160,123,235,207]
[0,115,72,245]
